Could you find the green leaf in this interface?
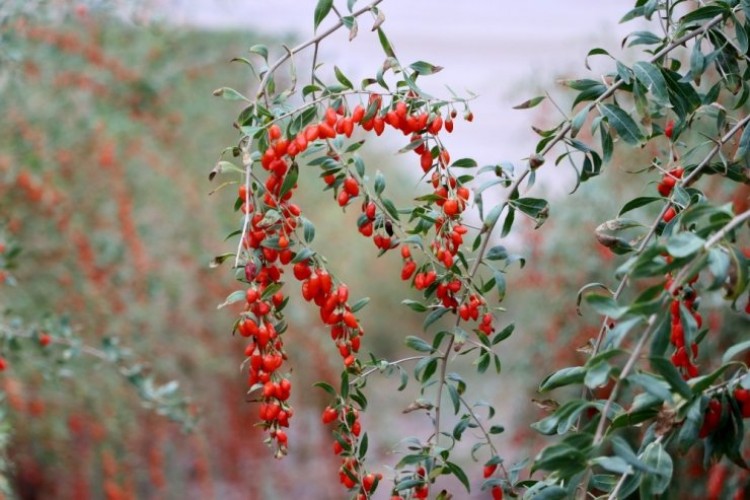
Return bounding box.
[680,4,729,24]
[619,196,661,216]
[374,170,386,195]
[302,218,315,244]
[405,336,434,353]
[213,87,250,102]
[249,44,269,60]
[423,307,449,331]
[531,441,588,479]
[628,373,672,402]
[584,361,611,389]
[351,297,370,313]
[570,105,590,138]
[722,340,750,364]
[333,66,353,89]
[358,432,368,459]
[451,158,478,168]
[313,0,334,30]
[539,366,586,392]
[314,381,336,396]
[492,324,514,344]
[486,245,508,261]
[639,441,673,495]
[217,290,245,309]
[381,198,400,221]
[278,162,299,200]
[666,232,705,258]
[402,299,428,312]
[513,96,545,110]
[377,28,396,58]
[446,461,471,492]
[599,103,644,145]
[585,294,628,319]
[591,456,634,475]
[734,124,750,161]
[632,61,669,103]
[409,60,443,75]
[650,357,692,399]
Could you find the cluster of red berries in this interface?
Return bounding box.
[665,272,702,378]
[483,463,504,499]
[460,295,495,335]
[657,167,683,223]
[355,200,396,251]
[293,261,363,368]
[698,388,750,440]
[321,405,379,497]
[241,285,292,456]
[392,467,430,499]
[699,398,722,438]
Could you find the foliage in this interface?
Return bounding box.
[212,1,750,499]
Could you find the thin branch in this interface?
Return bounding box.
[254,0,386,102]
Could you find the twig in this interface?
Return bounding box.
[254,0,386,102]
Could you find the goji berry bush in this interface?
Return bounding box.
[210,1,750,498]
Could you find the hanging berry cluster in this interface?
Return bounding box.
[665,272,702,379]
[219,82,506,497]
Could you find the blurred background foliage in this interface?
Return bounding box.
[1,1,750,499]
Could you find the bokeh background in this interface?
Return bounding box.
[2,1,749,499]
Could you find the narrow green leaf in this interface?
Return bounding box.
[666,232,705,258]
[539,366,586,392]
[446,461,471,492]
[619,196,661,216]
[377,28,396,58]
[423,307,449,331]
[278,162,299,200]
[333,66,354,89]
[513,96,545,110]
[409,60,443,75]
[374,170,386,195]
[639,441,673,495]
[650,357,692,399]
[632,61,669,103]
[314,0,334,30]
[405,335,434,353]
[249,44,269,61]
[451,158,478,168]
[217,290,245,309]
[213,87,250,102]
[599,103,644,145]
[402,300,428,312]
[722,340,750,364]
[734,124,750,161]
[302,218,315,244]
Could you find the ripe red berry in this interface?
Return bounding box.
[365,202,377,220]
[663,206,676,223]
[483,463,498,478]
[276,430,288,446]
[443,199,460,217]
[322,406,338,424]
[39,333,52,347]
[420,151,433,172]
[665,119,674,139]
[268,124,282,141]
[491,485,503,500]
[338,190,351,207]
[343,177,359,196]
[735,387,750,404]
